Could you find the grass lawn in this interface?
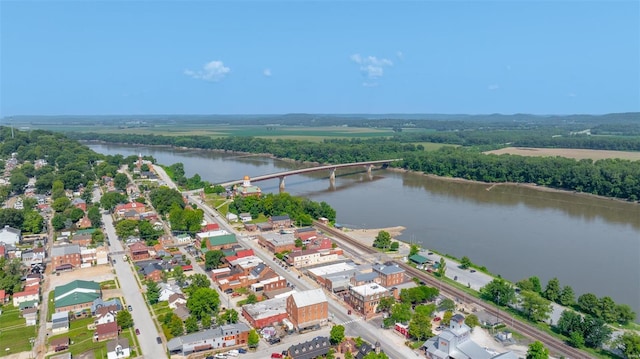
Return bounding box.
[47,291,55,321]
[100,279,118,290]
[48,317,109,358]
[0,305,37,356]
[152,301,172,319]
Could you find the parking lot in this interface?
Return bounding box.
[49,264,116,289]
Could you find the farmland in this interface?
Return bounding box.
[485,147,640,161]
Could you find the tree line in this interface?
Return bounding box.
[230,192,337,226]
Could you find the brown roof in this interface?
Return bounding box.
[129,242,149,253]
[96,322,118,336]
[50,337,70,347]
[168,293,185,304]
[95,305,119,317]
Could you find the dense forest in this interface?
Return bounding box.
[64,132,640,201]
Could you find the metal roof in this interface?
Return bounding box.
[290,288,327,308]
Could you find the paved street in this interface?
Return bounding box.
[103,213,167,359]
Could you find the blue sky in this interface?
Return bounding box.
[1,1,638,116]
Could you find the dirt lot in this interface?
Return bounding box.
[485,147,640,161]
[49,265,116,288]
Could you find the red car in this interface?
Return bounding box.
[433,317,441,322]
[135,328,140,335]
[271,353,283,359]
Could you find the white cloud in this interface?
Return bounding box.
[487,84,500,91]
[350,53,393,81]
[263,68,272,77]
[396,51,404,59]
[184,60,230,82]
[568,92,577,97]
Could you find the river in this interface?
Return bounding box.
[88,143,640,317]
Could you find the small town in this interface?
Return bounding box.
[0,150,548,359]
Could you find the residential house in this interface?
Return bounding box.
[168,293,187,309]
[50,337,70,353]
[0,289,7,304]
[54,280,101,313]
[95,306,119,325]
[347,283,392,317]
[355,341,383,359]
[287,336,331,359]
[128,242,151,261]
[107,338,130,359]
[158,283,183,302]
[95,321,119,342]
[140,262,164,282]
[115,202,147,217]
[226,212,239,222]
[173,304,190,321]
[269,215,291,228]
[241,297,289,329]
[166,322,250,355]
[422,314,518,359]
[51,244,81,271]
[372,263,405,287]
[174,233,192,245]
[91,298,122,315]
[239,213,252,222]
[71,198,87,211]
[76,216,93,229]
[22,307,38,326]
[51,312,70,334]
[13,285,40,307]
[286,288,328,331]
[0,225,21,245]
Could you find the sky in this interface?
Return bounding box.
[1,1,638,116]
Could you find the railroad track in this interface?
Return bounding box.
[314,221,594,359]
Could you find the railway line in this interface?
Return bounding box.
[313,221,594,359]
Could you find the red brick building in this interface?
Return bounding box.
[286,288,328,330]
[372,263,405,287]
[51,245,81,271]
[128,242,151,261]
[95,322,119,342]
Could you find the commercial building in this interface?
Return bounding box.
[258,233,296,253]
[347,283,392,317]
[51,244,81,271]
[0,225,21,245]
[306,261,359,293]
[286,288,328,331]
[372,263,405,287]
[241,297,289,329]
[54,280,101,313]
[286,249,339,268]
[167,323,250,355]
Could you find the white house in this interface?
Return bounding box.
[168,293,187,309]
[159,283,183,302]
[0,225,21,245]
[239,213,252,222]
[226,212,238,222]
[107,338,130,359]
[95,309,117,325]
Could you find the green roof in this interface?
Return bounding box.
[409,254,429,264]
[206,234,237,247]
[19,300,39,310]
[74,228,96,235]
[54,280,100,299]
[55,292,100,309]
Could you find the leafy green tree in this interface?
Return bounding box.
[345,351,354,359]
[184,273,210,296]
[68,207,85,222]
[201,315,212,329]
[439,298,456,312]
[149,187,185,215]
[169,314,184,337]
[246,293,258,304]
[114,173,130,191]
[464,314,480,329]
[409,244,420,257]
[146,280,160,304]
[295,238,303,248]
[436,257,447,278]
[614,332,640,359]
[87,205,102,227]
[115,219,139,239]
[582,316,612,349]
[91,229,105,246]
[363,352,389,359]
[51,214,66,230]
[414,304,437,317]
[529,276,542,294]
[354,337,363,348]
[373,230,391,250]
[377,297,395,312]
[100,192,127,211]
[9,171,28,194]
[526,341,549,359]
[248,329,260,348]
[389,303,412,324]
[205,250,225,270]
[520,291,553,322]
[568,330,585,348]
[543,277,561,302]
[615,304,636,325]
[577,293,599,316]
[408,310,433,341]
[0,258,25,295]
[559,285,575,306]
[0,208,24,229]
[556,310,583,336]
[173,266,187,287]
[442,311,453,326]
[597,296,618,323]
[35,172,55,194]
[330,325,345,345]
[116,309,133,329]
[480,278,515,306]
[52,180,66,200]
[52,197,71,212]
[325,348,336,359]
[220,309,239,324]
[22,210,44,233]
[185,316,199,333]
[187,287,220,320]
[460,256,472,269]
[390,241,399,251]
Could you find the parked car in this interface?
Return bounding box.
[237,348,247,354]
[214,354,226,359]
[433,317,441,322]
[156,337,162,344]
[128,305,133,311]
[271,353,283,359]
[135,328,140,335]
[268,337,281,345]
[470,269,477,273]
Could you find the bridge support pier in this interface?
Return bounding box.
[279,176,285,192]
[329,168,336,188]
[366,165,374,180]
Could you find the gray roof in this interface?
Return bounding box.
[167,323,250,352]
[296,227,315,233]
[291,288,327,308]
[141,263,163,276]
[51,244,80,257]
[106,338,130,352]
[250,263,267,277]
[288,336,330,359]
[372,263,404,275]
[271,215,290,221]
[0,225,21,235]
[52,312,69,322]
[242,297,287,320]
[354,272,378,282]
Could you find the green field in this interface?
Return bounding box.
[0,305,37,356]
